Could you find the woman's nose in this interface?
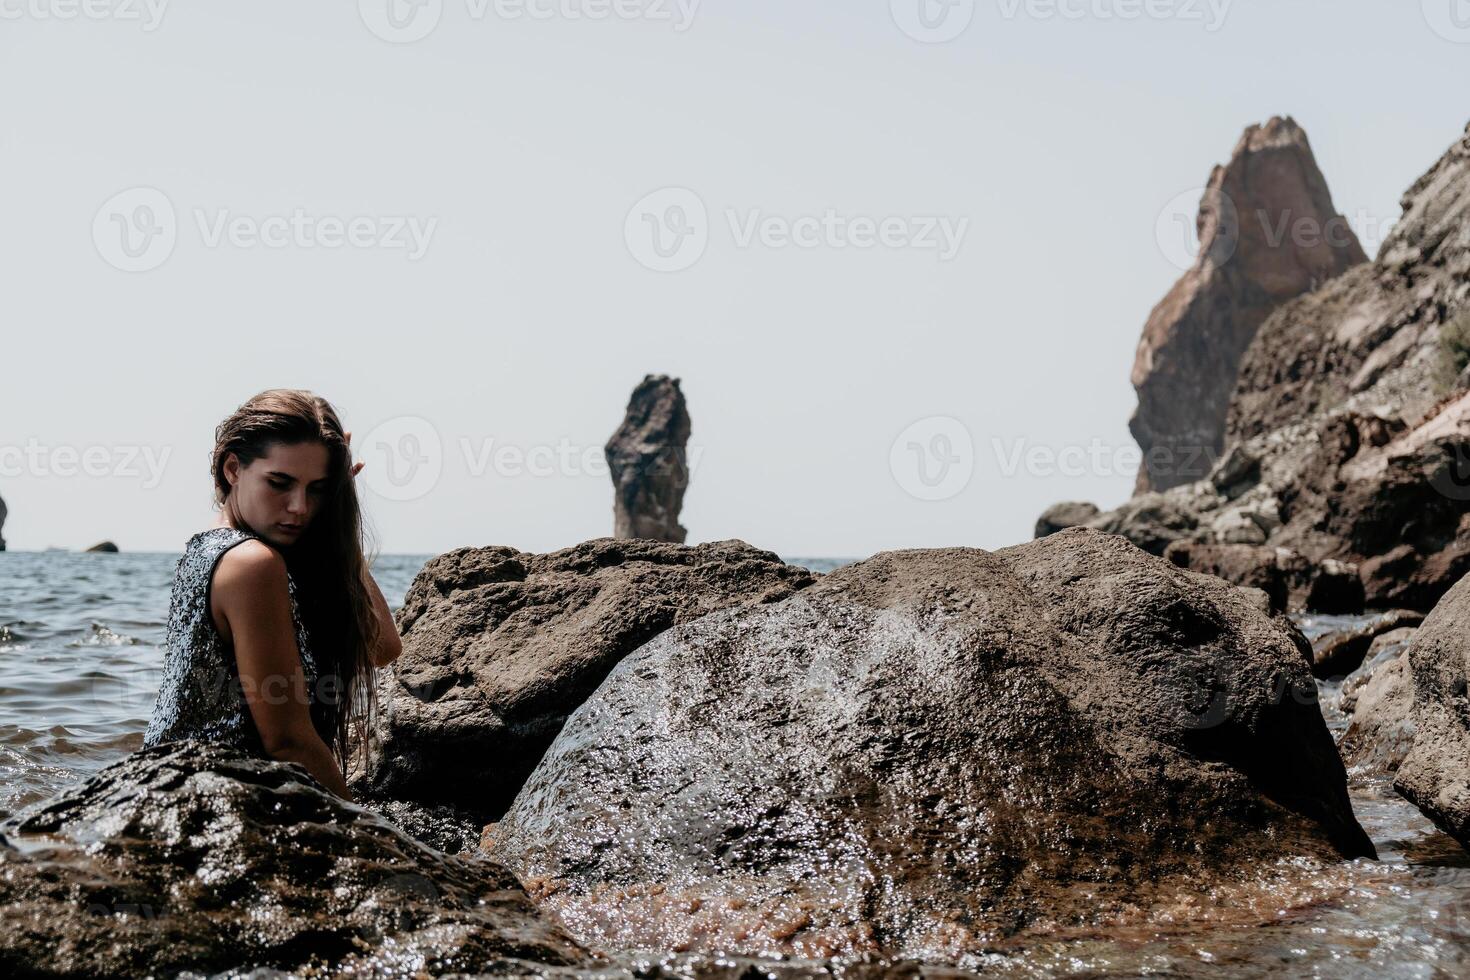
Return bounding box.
[287,489,308,515]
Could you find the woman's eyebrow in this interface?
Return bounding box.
[267,471,328,485]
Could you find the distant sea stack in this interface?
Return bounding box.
[85,541,119,553]
[1130,116,1367,493]
[0,493,6,551]
[605,374,691,543]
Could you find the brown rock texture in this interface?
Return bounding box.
[1130,116,1368,492]
[490,528,1371,962]
[1395,572,1470,847]
[364,537,815,816]
[1310,609,1424,679]
[1034,500,1100,538]
[0,741,585,978]
[605,374,691,543]
[1050,121,1470,612]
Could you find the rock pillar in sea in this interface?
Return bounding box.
[1129,116,1367,493]
[0,492,7,551]
[605,374,691,543]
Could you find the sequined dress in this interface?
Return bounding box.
[143,526,324,754]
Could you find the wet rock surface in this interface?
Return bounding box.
[1340,648,1415,776]
[0,740,586,978]
[606,374,692,543]
[489,528,1371,963]
[1129,116,1367,492]
[1395,573,1470,847]
[1311,609,1425,679]
[365,537,816,817]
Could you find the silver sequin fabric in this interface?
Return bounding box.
[143,526,320,754]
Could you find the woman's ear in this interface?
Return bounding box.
[223,452,239,487]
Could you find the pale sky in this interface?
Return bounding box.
[2,1,1466,557]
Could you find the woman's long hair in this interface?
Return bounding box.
[210,389,379,774]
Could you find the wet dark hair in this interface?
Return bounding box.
[210,388,379,773]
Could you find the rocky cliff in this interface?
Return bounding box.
[1047,120,1470,611]
[1130,116,1367,492]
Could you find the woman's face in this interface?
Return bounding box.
[223,440,331,549]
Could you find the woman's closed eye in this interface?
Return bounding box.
[270,479,325,495]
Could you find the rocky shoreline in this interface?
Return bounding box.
[4,118,1470,976]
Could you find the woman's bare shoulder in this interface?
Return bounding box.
[213,539,290,600]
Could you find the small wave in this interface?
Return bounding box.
[67,623,141,648]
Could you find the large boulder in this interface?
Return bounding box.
[1129,116,1367,492]
[488,528,1372,961]
[1339,647,1416,776]
[0,493,6,551]
[1044,121,1470,611]
[606,374,692,543]
[365,537,816,816]
[0,740,584,978]
[1394,573,1470,847]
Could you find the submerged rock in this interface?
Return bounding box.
[1310,609,1425,679]
[489,527,1372,962]
[1395,573,1470,848]
[606,374,692,543]
[1129,116,1367,493]
[366,537,816,817]
[0,740,585,977]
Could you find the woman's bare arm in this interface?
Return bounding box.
[364,568,403,668]
[214,541,353,798]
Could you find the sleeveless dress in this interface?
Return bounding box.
[143,526,327,754]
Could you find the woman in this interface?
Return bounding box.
[143,389,403,798]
